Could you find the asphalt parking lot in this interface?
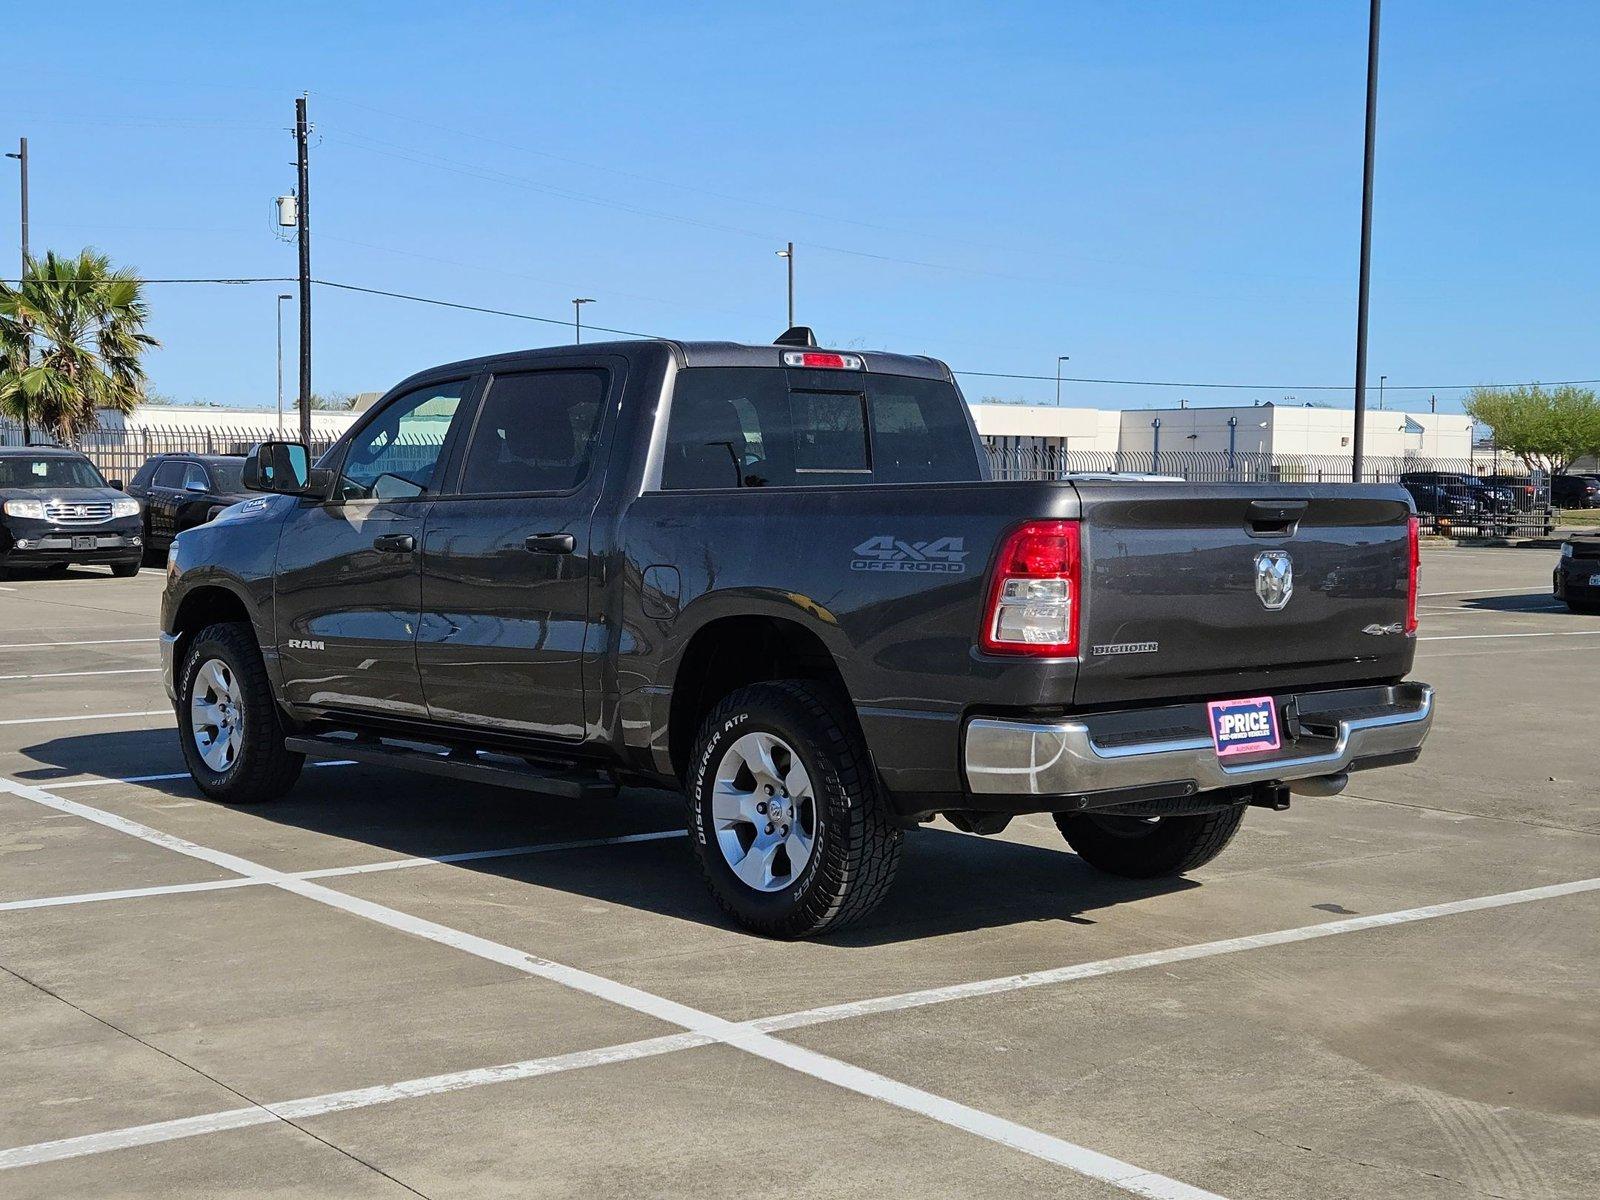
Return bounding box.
[1,547,1597,1199]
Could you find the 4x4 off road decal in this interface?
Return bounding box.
[851,535,968,574]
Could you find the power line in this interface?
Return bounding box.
[5,272,1595,395]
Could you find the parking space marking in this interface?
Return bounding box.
[4,785,1595,1188]
[0,709,170,727]
[0,829,686,913]
[1418,629,1600,642]
[0,667,162,682]
[0,1032,714,1172]
[0,637,155,651]
[46,760,357,791]
[0,774,1225,1200]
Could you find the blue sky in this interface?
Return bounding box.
[4,1,1596,412]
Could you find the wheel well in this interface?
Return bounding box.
[170,585,253,667]
[668,616,853,780]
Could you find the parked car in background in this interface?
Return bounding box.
[127,454,251,557]
[1399,471,1508,522]
[1480,473,1539,511]
[0,446,143,576]
[1552,473,1600,509]
[1555,533,1600,612]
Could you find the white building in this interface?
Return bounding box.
[95,405,361,439]
[968,403,1122,453]
[1115,404,1473,462]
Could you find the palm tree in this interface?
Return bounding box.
[0,249,159,445]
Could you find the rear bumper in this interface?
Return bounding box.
[963,681,1433,805]
[1555,561,1600,600]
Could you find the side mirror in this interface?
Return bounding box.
[109,479,124,491]
[184,479,208,494]
[243,441,317,496]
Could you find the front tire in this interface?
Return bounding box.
[177,621,303,803]
[1055,805,1246,878]
[686,680,902,938]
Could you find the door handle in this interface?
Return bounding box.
[372,533,416,553]
[525,532,575,554]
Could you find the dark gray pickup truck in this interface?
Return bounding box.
[160,333,1433,937]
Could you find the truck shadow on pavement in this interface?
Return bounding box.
[18,733,1193,944]
[1456,592,1571,614]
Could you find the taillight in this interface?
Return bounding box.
[980,520,1080,656]
[1405,515,1420,635]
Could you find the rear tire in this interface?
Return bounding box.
[1054,805,1246,878]
[110,560,142,578]
[177,621,303,804]
[686,680,902,938]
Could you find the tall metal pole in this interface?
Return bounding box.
[1351,0,1381,483]
[776,243,794,327]
[294,96,312,448]
[1378,374,1386,412]
[572,298,592,344]
[5,137,30,443]
[1055,356,1069,407]
[276,293,291,436]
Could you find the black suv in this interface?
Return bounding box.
[128,453,251,556]
[0,446,144,576]
[1552,473,1600,509]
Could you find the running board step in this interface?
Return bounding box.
[285,735,618,801]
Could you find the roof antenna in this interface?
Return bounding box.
[774,326,817,348]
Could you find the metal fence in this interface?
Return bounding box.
[0,419,340,487]
[984,445,1557,537]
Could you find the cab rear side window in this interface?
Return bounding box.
[659,367,980,490]
[457,369,608,495]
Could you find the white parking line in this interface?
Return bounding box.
[3,788,1594,1179]
[0,709,170,727]
[0,830,687,913]
[0,637,154,651]
[46,759,357,791]
[0,668,162,682]
[1419,588,1544,597]
[0,775,1225,1200]
[1418,629,1600,642]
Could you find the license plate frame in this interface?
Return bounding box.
[1206,695,1281,758]
[72,535,96,551]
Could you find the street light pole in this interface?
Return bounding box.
[1351,0,1381,482]
[1379,374,1386,412]
[1055,356,1069,407]
[4,136,30,443]
[293,95,313,449]
[776,243,794,327]
[275,293,292,437]
[572,298,593,344]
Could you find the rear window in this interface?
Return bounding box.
[208,460,245,492]
[659,367,980,490]
[0,455,106,489]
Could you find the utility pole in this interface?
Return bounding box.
[572,297,593,344]
[776,242,794,327]
[276,293,292,437]
[294,95,312,448]
[1351,0,1381,482]
[1055,356,1069,407]
[4,137,29,443]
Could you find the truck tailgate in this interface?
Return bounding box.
[1070,481,1415,706]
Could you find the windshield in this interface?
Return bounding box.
[0,456,107,490]
[208,460,246,492]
